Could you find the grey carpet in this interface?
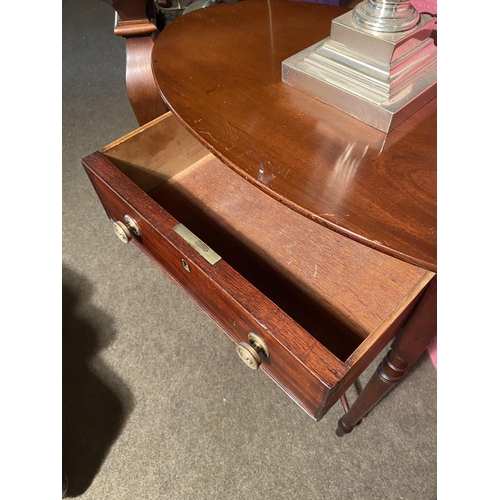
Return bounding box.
[62,1,437,498]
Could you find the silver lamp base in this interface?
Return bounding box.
[282,9,437,133]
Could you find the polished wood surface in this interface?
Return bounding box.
[82,0,437,430]
[337,276,437,436]
[83,149,349,420]
[152,0,437,271]
[99,113,432,353]
[103,0,168,125]
[81,111,434,420]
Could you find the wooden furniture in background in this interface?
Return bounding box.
[83,0,437,432]
[100,0,367,125]
[103,0,168,125]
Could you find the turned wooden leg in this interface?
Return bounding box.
[336,276,437,437]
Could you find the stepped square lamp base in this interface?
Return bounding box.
[282,7,437,132]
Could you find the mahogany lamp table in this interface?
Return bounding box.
[82,0,437,435]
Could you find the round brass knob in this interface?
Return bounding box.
[113,221,132,243]
[236,333,269,370]
[124,215,141,236]
[112,215,141,243]
[236,343,262,370]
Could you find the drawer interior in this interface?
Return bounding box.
[101,113,430,363]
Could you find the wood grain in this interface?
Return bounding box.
[102,112,432,352]
[82,108,434,419]
[84,2,437,422]
[152,0,437,271]
[82,150,351,420]
[150,152,431,343]
[336,276,437,434]
[103,0,168,125]
[102,112,210,191]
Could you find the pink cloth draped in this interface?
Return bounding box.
[427,336,437,369]
[411,0,437,15]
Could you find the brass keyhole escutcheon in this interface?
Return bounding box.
[236,333,270,370]
[181,258,190,272]
[112,215,141,243]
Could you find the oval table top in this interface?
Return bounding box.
[152,0,437,272]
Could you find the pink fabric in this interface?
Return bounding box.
[411,0,437,15]
[416,0,437,368]
[427,336,437,369]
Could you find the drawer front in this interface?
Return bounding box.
[83,152,348,421]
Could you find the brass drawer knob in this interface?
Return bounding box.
[236,333,269,370]
[112,215,141,244]
[113,221,132,243]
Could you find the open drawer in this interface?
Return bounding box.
[81,112,435,421]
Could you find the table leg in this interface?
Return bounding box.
[336,276,437,437]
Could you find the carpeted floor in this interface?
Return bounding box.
[62,1,437,498]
